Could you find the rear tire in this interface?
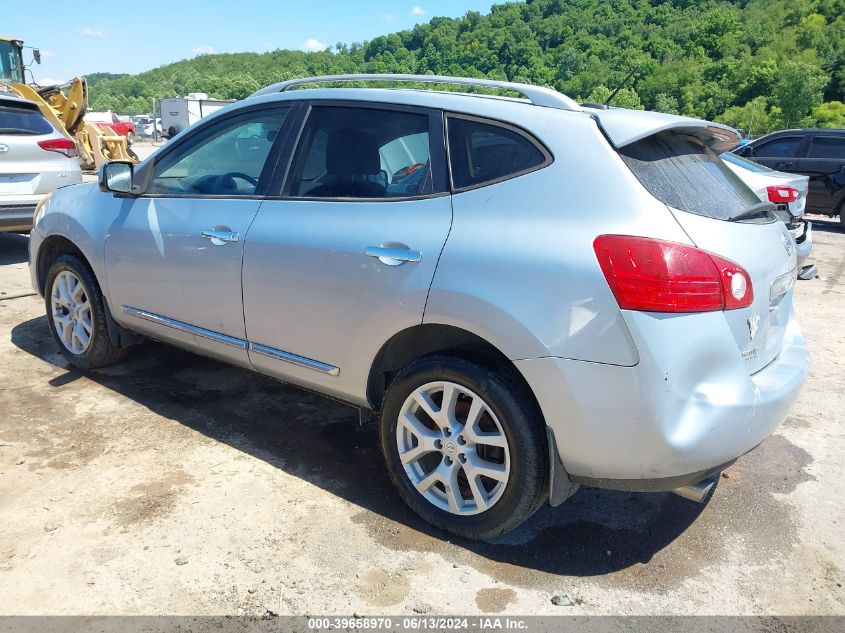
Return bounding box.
[45,255,128,370]
[379,355,548,540]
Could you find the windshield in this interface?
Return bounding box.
[0,40,25,83]
[720,151,774,173]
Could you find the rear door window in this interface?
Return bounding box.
[620,132,761,221]
[808,136,845,159]
[753,137,803,158]
[0,106,53,135]
[447,115,550,190]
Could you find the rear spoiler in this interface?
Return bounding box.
[584,107,741,153]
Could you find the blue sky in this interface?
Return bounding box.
[5,1,498,85]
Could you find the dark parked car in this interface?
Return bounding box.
[734,128,845,228]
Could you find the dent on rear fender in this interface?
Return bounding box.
[424,289,639,365]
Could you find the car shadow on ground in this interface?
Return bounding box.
[11,314,709,578]
[806,216,844,235]
[0,233,29,266]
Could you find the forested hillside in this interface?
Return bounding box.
[89,0,845,133]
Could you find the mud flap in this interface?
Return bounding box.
[546,427,579,506]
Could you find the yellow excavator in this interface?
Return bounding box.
[1,36,137,170]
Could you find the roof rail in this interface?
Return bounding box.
[249,73,582,112]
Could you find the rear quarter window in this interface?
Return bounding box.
[620,132,761,221]
[808,137,845,159]
[0,106,54,135]
[447,115,550,191]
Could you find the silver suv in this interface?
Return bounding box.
[28,75,810,539]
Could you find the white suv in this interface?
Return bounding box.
[0,93,81,232]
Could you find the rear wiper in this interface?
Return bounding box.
[0,128,39,134]
[730,201,776,222]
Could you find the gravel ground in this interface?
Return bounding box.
[0,214,843,617]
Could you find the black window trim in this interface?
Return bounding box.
[444,112,553,194]
[129,101,298,201]
[270,98,450,203]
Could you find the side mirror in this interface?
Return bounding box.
[99,161,134,194]
[33,49,41,64]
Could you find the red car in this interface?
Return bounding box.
[83,111,136,141]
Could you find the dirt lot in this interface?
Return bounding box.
[0,215,843,617]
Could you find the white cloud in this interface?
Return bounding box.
[192,45,215,55]
[300,38,328,52]
[40,50,56,58]
[36,77,65,86]
[80,26,104,38]
[411,5,425,15]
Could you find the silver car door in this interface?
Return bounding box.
[105,105,293,367]
[242,103,451,404]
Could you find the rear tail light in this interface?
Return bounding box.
[766,185,799,204]
[37,138,78,158]
[593,235,754,313]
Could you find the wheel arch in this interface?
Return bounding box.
[36,234,140,348]
[366,323,537,414]
[36,235,92,296]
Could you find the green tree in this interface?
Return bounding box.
[813,101,845,127]
[654,93,680,115]
[773,60,829,127]
[583,84,643,110]
[717,97,776,136]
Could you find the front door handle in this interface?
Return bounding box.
[201,229,240,245]
[365,245,422,266]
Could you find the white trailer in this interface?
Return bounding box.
[159,93,233,138]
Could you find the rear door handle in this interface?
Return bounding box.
[776,161,795,169]
[365,245,422,266]
[201,229,240,245]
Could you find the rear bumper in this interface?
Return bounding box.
[0,203,37,232]
[794,220,812,269]
[515,312,810,486]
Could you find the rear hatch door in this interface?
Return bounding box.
[0,98,58,195]
[595,111,797,374]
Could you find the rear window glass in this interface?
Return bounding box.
[447,116,549,190]
[808,137,845,159]
[0,106,53,135]
[620,132,762,221]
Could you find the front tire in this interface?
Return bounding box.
[379,355,548,540]
[45,255,128,370]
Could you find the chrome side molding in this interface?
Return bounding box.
[120,306,339,376]
[122,306,247,349]
[249,343,340,376]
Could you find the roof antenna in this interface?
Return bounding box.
[604,63,640,106]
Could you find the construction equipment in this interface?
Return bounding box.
[1,36,137,170]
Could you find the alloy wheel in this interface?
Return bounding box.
[50,271,93,355]
[396,381,511,515]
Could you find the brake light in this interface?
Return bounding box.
[37,138,78,158]
[766,185,798,204]
[593,235,753,313]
